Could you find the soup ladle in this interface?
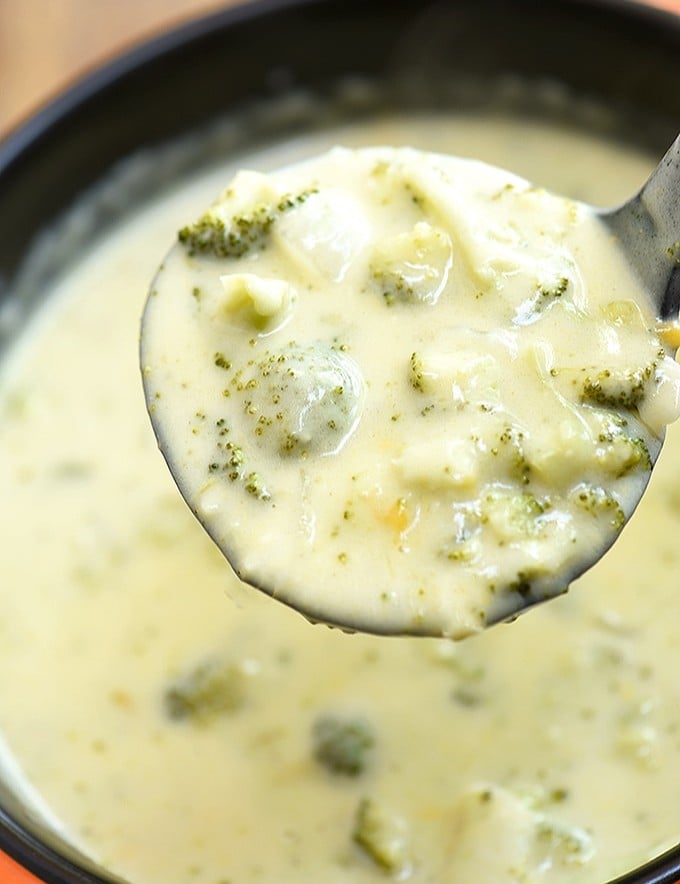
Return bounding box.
[602,133,680,323]
[141,136,680,639]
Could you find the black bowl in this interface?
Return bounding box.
[0,1,679,882]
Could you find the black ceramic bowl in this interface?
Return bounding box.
[1,1,679,882]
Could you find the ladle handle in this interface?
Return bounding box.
[602,134,680,320]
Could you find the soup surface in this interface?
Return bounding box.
[1,114,680,884]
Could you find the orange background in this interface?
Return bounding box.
[1,0,680,140]
[0,0,678,881]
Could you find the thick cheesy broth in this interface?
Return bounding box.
[142,145,680,638]
[1,115,680,884]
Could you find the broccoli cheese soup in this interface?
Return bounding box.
[1,114,680,884]
[141,145,680,638]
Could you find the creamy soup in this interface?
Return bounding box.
[141,145,680,638]
[1,115,680,884]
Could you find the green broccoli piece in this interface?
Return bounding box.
[597,430,652,478]
[518,275,570,321]
[163,658,248,724]
[482,489,548,540]
[312,714,375,777]
[352,797,412,874]
[372,268,415,306]
[571,483,625,531]
[275,189,319,213]
[178,204,275,259]
[581,363,655,410]
[205,425,272,502]
[238,343,364,459]
[178,189,318,260]
[535,818,594,866]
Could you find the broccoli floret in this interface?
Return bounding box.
[535,818,594,866]
[242,471,270,500]
[178,205,275,259]
[571,483,625,531]
[178,189,318,260]
[482,489,548,540]
[237,343,364,459]
[372,267,416,306]
[369,222,453,307]
[205,429,272,501]
[352,797,412,874]
[597,429,652,478]
[627,437,653,473]
[275,189,319,213]
[581,364,655,410]
[312,714,375,777]
[515,275,571,322]
[163,658,249,724]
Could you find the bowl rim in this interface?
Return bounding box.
[2,0,679,176]
[0,0,307,164]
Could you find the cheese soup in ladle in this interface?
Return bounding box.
[141,141,680,639]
